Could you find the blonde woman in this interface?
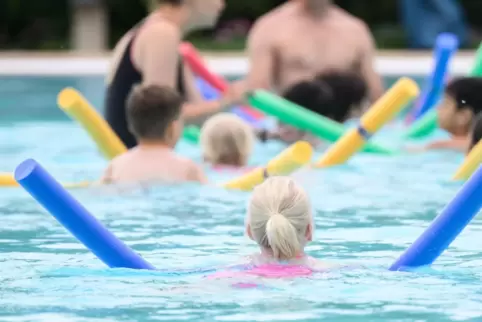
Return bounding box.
[200,113,255,169]
[207,177,335,282]
[246,176,316,265]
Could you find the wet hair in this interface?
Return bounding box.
[469,113,482,151]
[126,85,183,140]
[248,177,312,260]
[315,71,368,121]
[200,113,254,166]
[445,77,482,115]
[282,80,336,120]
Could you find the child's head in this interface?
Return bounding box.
[278,79,333,144]
[246,177,313,260]
[468,113,482,153]
[200,113,254,166]
[126,85,184,147]
[438,77,482,137]
[315,71,369,120]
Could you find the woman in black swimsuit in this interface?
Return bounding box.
[105,0,228,148]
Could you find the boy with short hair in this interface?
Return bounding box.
[101,84,207,184]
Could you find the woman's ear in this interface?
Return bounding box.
[246,224,253,240]
[305,223,313,241]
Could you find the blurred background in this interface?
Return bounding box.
[0,0,481,52]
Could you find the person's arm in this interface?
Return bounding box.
[136,23,229,124]
[425,137,468,152]
[99,163,114,184]
[243,19,277,94]
[181,63,234,126]
[255,128,281,142]
[136,22,181,88]
[357,22,384,104]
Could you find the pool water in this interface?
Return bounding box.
[1,76,482,321]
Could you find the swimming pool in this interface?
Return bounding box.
[1,75,481,321]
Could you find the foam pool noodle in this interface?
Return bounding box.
[183,125,201,144]
[14,159,155,270]
[390,164,482,270]
[57,88,128,160]
[315,77,419,167]
[1,172,89,188]
[179,42,264,120]
[247,90,394,154]
[408,33,458,122]
[223,141,313,191]
[453,138,482,181]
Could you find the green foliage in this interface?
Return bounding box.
[0,0,481,50]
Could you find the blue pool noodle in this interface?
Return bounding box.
[411,33,459,120]
[389,164,482,271]
[195,76,258,124]
[14,159,155,270]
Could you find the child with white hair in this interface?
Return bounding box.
[245,176,332,269]
[200,113,255,168]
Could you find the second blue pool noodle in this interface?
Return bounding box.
[14,159,155,270]
[389,164,482,271]
[412,33,458,120]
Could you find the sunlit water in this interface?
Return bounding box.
[1,76,482,321]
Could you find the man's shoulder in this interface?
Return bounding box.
[332,7,369,31]
[253,2,294,28]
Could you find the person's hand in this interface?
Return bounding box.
[404,145,427,153]
[220,81,248,107]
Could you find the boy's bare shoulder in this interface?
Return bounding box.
[170,154,201,173]
[172,153,207,183]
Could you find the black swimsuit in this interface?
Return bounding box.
[105,24,185,148]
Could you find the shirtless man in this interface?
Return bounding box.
[243,0,383,103]
[105,0,230,148]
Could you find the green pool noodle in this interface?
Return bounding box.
[404,109,438,139]
[405,41,482,139]
[247,90,395,154]
[470,42,482,76]
[182,125,200,144]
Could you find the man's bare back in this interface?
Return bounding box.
[245,0,383,102]
[101,146,207,185]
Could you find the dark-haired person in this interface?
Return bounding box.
[426,77,482,152]
[258,72,368,146]
[242,0,383,103]
[105,0,229,148]
[101,85,207,184]
[467,113,482,154]
[315,71,368,119]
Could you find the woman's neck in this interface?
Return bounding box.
[137,139,172,149]
[258,249,307,264]
[152,5,189,33]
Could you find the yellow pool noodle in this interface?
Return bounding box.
[57,88,127,160]
[453,140,482,180]
[314,77,419,167]
[0,172,89,188]
[0,173,16,187]
[223,141,313,191]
